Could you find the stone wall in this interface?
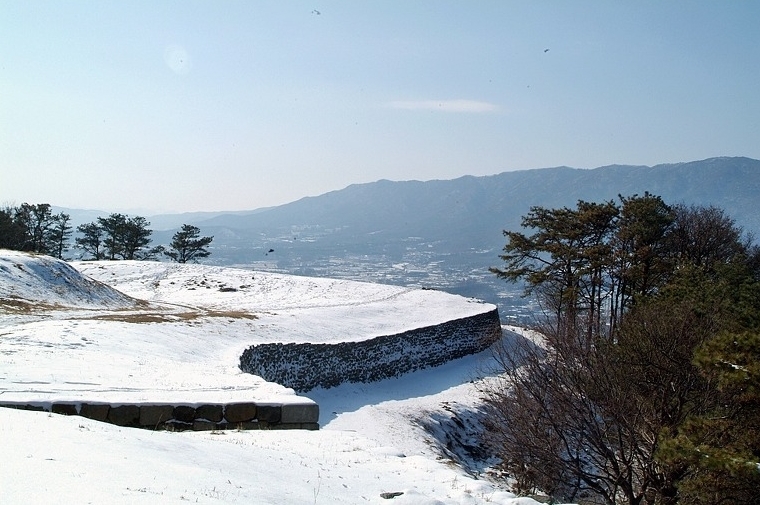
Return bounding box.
[0,401,320,431]
[239,308,501,392]
[2,307,500,430]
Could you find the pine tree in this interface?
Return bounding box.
[657,263,760,505]
[47,212,72,259]
[165,224,213,263]
[75,222,104,260]
[0,206,26,250]
[485,195,760,504]
[76,213,156,260]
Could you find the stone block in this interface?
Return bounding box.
[281,403,319,424]
[108,405,140,426]
[12,404,46,412]
[165,420,192,431]
[224,403,257,423]
[271,422,319,430]
[231,421,260,430]
[192,420,218,431]
[51,403,78,416]
[80,403,110,421]
[255,404,281,424]
[272,423,301,430]
[173,405,196,423]
[195,404,223,422]
[139,405,174,427]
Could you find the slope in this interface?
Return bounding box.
[0,250,137,311]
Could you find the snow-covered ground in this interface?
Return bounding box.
[1,251,543,504]
[75,260,494,345]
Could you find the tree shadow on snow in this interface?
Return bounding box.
[307,327,539,427]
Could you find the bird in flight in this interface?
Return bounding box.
[312,9,321,15]
[544,48,550,53]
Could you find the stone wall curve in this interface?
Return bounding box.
[239,308,501,392]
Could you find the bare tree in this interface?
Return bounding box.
[483,299,719,504]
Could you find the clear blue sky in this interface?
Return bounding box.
[2,1,759,213]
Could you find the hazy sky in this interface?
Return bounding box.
[2,1,759,213]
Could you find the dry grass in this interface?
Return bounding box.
[0,297,61,314]
[1,294,257,323]
[89,310,258,323]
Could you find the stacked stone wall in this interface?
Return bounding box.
[239,308,501,392]
[1,401,319,431]
[2,307,500,430]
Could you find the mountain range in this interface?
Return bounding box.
[61,156,760,321]
[186,156,760,251]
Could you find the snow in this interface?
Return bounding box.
[74,260,494,345]
[1,251,543,504]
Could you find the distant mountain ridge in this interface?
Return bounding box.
[192,156,760,251]
[61,157,760,245]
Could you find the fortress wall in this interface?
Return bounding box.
[1,308,500,430]
[0,401,319,431]
[239,308,501,392]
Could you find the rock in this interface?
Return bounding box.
[195,404,223,422]
[51,403,77,416]
[16,404,45,412]
[380,491,404,499]
[139,405,174,427]
[224,403,257,423]
[80,403,110,421]
[173,405,196,423]
[233,421,260,430]
[107,405,140,426]
[192,420,218,431]
[255,404,281,423]
[281,402,319,424]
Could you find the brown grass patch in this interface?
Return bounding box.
[89,310,258,323]
[0,298,60,314]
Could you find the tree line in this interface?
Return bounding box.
[486,193,760,504]
[1,203,213,263]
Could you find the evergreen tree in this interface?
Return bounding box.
[14,203,55,253]
[657,331,760,505]
[490,200,619,342]
[98,213,127,260]
[75,222,104,260]
[76,213,156,260]
[120,216,154,260]
[485,195,760,504]
[0,206,26,250]
[47,212,72,259]
[165,224,213,263]
[656,261,760,504]
[0,204,72,256]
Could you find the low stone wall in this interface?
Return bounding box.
[2,307,500,429]
[0,401,319,431]
[239,307,501,392]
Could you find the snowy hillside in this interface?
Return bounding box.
[0,250,136,310]
[0,251,544,504]
[75,260,494,344]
